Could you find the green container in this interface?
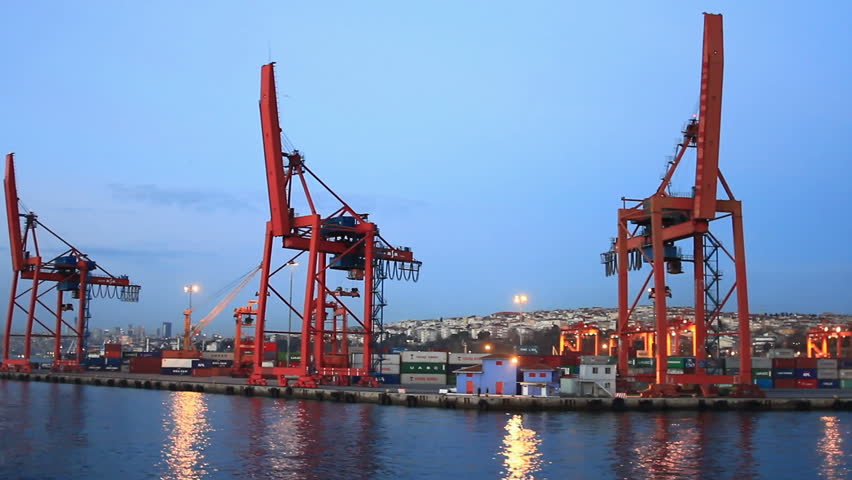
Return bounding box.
[277,352,300,362]
[630,357,655,367]
[667,357,686,368]
[842,379,852,389]
[569,365,580,375]
[752,369,772,378]
[401,362,447,374]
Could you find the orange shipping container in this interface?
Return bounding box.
[161,350,202,359]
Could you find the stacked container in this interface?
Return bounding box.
[772,357,797,388]
[448,353,488,385]
[752,357,773,388]
[162,358,193,375]
[666,356,696,375]
[373,353,401,384]
[840,359,852,389]
[400,351,448,385]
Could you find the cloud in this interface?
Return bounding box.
[109,183,259,212]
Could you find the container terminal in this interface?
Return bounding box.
[2,13,851,406]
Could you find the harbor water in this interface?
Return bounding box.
[1,379,850,479]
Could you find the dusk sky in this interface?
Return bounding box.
[1,2,850,335]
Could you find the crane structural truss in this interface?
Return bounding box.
[249,63,421,387]
[2,153,141,372]
[599,14,759,396]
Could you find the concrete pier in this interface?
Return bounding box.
[3,371,852,412]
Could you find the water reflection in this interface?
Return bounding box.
[818,416,849,480]
[499,414,543,479]
[160,392,212,480]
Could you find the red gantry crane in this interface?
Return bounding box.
[600,14,761,397]
[2,153,141,372]
[250,63,421,387]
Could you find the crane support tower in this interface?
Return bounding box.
[600,14,760,397]
[250,63,422,387]
[2,153,141,372]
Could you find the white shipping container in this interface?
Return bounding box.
[261,361,274,367]
[373,354,400,365]
[839,369,852,379]
[351,353,364,368]
[751,357,772,369]
[817,368,839,379]
[768,348,795,358]
[378,363,400,375]
[667,368,685,375]
[202,352,235,360]
[580,355,611,365]
[449,353,489,365]
[724,356,741,368]
[401,351,448,363]
[400,373,448,385]
[161,359,194,368]
[817,359,838,370]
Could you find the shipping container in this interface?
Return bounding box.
[162,350,201,359]
[629,357,655,367]
[772,368,795,378]
[817,368,839,379]
[774,378,797,388]
[261,361,274,367]
[130,357,162,374]
[667,368,685,375]
[795,358,818,369]
[400,373,448,385]
[772,358,796,369]
[192,359,212,369]
[376,374,401,384]
[377,363,400,375]
[794,368,817,379]
[751,357,772,369]
[277,351,301,362]
[161,367,192,376]
[192,368,214,377]
[667,357,696,368]
[201,352,235,360]
[580,356,616,365]
[138,351,162,358]
[842,379,852,389]
[753,378,773,389]
[104,351,122,359]
[373,353,401,365]
[162,358,194,369]
[104,365,120,372]
[839,369,852,379]
[105,357,122,367]
[401,351,448,363]
[816,358,838,370]
[122,351,140,358]
[401,363,447,374]
[818,379,840,389]
[263,342,277,352]
[840,360,852,369]
[795,378,818,389]
[209,360,234,368]
[768,348,795,358]
[752,369,772,378]
[448,353,488,365]
[723,356,740,369]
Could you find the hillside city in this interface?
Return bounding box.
[6,306,850,359]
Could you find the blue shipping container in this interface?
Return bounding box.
[682,357,696,368]
[139,352,162,358]
[192,360,212,369]
[818,379,840,388]
[86,364,104,371]
[378,374,401,384]
[773,368,795,378]
[105,357,122,367]
[104,365,120,371]
[753,378,773,389]
[210,360,233,367]
[839,359,852,369]
[161,367,192,376]
[795,368,817,378]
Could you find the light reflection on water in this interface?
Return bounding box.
[160,392,212,480]
[819,415,849,480]
[499,414,543,479]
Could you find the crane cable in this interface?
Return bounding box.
[190,265,261,336]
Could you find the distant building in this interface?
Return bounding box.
[162,322,172,338]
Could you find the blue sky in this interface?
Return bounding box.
[1,2,850,335]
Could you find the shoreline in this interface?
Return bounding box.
[3,371,852,412]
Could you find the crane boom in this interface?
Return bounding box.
[694,13,724,219]
[183,266,260,350]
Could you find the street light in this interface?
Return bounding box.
[484,344,492,352]
[513,294,528,323]
[182,284,199,350]
[286,261,299,365]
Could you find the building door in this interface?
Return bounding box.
[466,381,474,394]
[495,381,504,395]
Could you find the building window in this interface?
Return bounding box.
[605,367,611,374]
[539,373,546,377]
[466,373,473,377]
[592,367,599,374]
[496,361,503,366]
